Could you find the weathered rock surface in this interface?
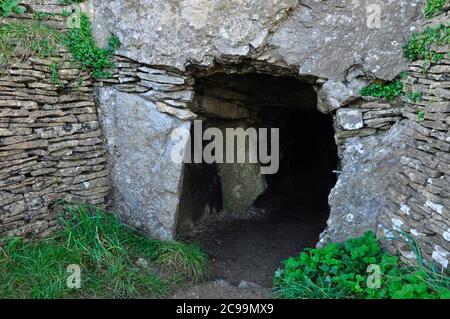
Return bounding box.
[218,162,267,212]
[319,121,408,245]
[91,0,423,81]
[97,87,191,240]
[317,80,360,113]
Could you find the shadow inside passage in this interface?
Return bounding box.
[180,73,339,287]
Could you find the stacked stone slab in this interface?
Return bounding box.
[315,79,403,156]
[0,7,109,237]
[96,55,197,121]
[377,9,450,269]
[334,99,403,156]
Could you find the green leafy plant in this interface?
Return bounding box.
[65,13,120,78]
[418,110,426,122]
[61,9,71,17]
[49,61,60,86]
[360,81,404,101]
[399,71,408,79]
[361,80,423,103]
[0,203,209,298]
[0,0,25,17]
[424,0,448,19]
[273,232,450,299]
[403,24,450,64]
[404,91,423,103]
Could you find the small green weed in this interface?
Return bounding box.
[404,91,423,103]
[0,0,24,17]
[403,24,450,64]
[33,11,56,20]
[360,81,404,101]
[361,80,423,103]
[49,61,60,85]
[418,110,426,122]
[424,0,448,19]
[65,13,120,78]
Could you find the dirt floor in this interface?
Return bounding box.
[172,189,331,299]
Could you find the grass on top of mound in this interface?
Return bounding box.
[0,203,208,299]
[0,10,119,79]
[0,20,64,66]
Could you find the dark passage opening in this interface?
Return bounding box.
[177,72,338,287]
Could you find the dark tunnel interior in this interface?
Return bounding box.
[177,72,339,286]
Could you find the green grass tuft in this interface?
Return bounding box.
[0,20,64,67]
[0,239,78,298]
[154,241,209,282]
[1,0,25,17]
[0,203,209,299]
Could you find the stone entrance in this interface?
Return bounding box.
[176,71,339,241]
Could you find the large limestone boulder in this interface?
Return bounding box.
[96,87,191,240]
[269,0,423,81]
[319,121,408,245]
[91,0,423,81]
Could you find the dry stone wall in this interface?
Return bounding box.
[0,4,109,238]
[377,9,450,269]
[333,99,404,156]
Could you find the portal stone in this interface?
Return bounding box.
[97,87,191,240]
